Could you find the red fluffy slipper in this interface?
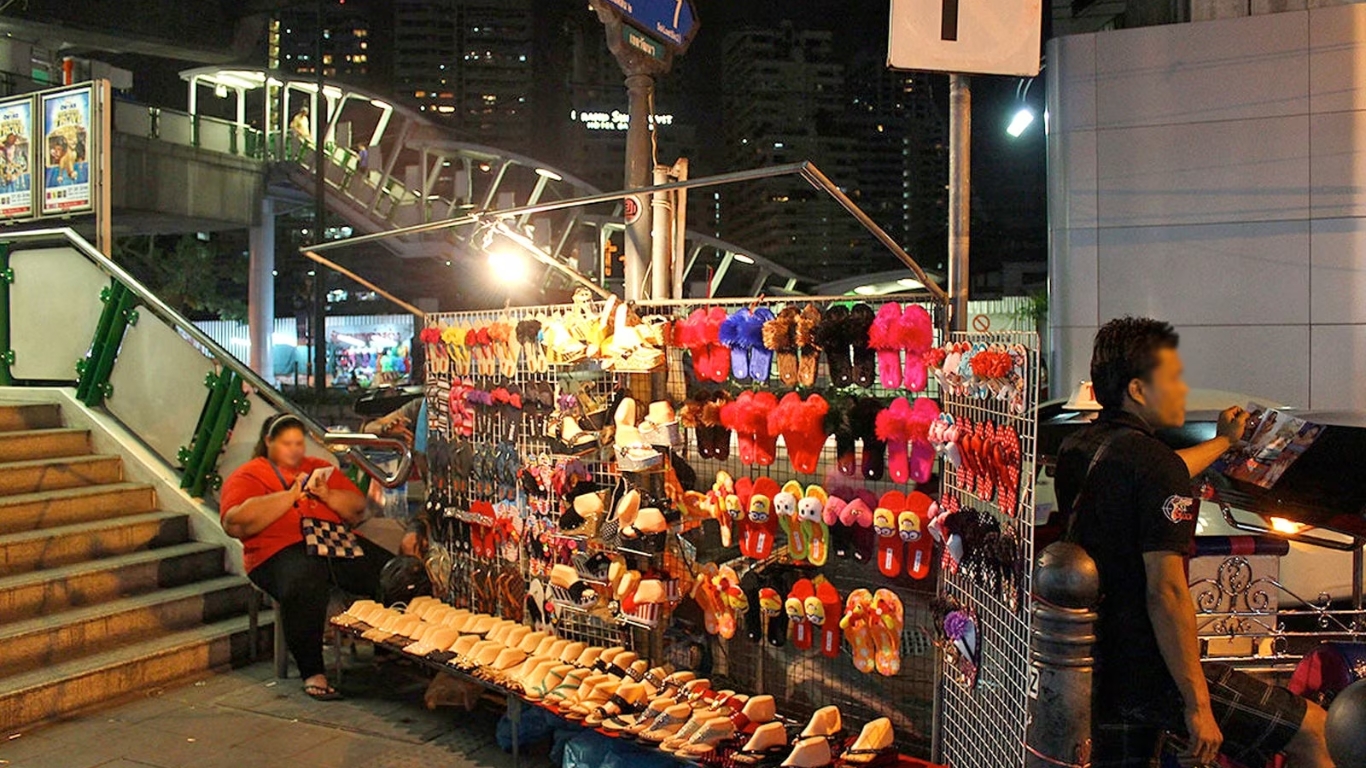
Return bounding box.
[721,390,779,466]
[868,302,905,390]
[768,392,831,475]
[901,304,935,392]
[704,306,731,383]
[678,308,711,381]
[874,397,915,484]
[906,397,941,484]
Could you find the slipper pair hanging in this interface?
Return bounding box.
[867,302,935,391]
[736,476,781,559]
[720,390,779,466]
[829,396,887,481]
[719,307,776,382]
[813,303,876,388]
[873,491,936,580]
[763,304,823,387]
[692,563,748,639]
[678,307,732,382]
[821,486,877,562]
[874,396,941,484]
[769,392,830,475]
[681,390,733,460]
[841,588,905,676]
[774,482,831,566]
[785,577,842,658]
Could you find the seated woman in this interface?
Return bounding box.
[220,413,389,700]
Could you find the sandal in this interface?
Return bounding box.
[303,682,343,701]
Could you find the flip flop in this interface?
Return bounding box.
[303,682,343,701]
[798,485,830,567]
[870,589,904,677]
[903,491,936,580]
[693,563,723,636]
[840,589,877,675]
[715,565,746,640]
[775,481,805,563]
[874,491,906,579]
[808,579,843,659]
[786,579,815,651]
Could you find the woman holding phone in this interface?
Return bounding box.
[220,413,388,700]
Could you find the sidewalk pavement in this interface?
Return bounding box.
[0,657,552,768]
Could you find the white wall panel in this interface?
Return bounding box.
[1096,115,1310,227]
[1310,109,1366,218]
[1309,324,1366,410]
[1051,228,1100,328]
[1310,217,1366,324]
[1097,221,1310,326]
[1308,4,1366,114]
[1175,325,1310,406]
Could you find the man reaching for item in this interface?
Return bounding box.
[1055,317,1334,768]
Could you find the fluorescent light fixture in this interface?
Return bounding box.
[272,331,299,346]
[488,250,527,284]
[896,278,923,289]
[229,337,250,348]
[1006,108,1035,138]
[369,98,392,109]
[336,334,367,347]
[853,285,878,296]
[733,254,755,265]
[535,168,563,181]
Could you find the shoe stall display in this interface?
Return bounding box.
[350,292,1039,768]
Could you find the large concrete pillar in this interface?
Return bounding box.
[248,196,275,377]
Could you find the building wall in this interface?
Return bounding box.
[1047,4,1366,409]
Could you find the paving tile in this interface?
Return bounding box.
[0,732,64,764]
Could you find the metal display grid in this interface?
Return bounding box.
[935,330,1041,768]
[420,295,947,759]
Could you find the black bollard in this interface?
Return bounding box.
[1026,542,1101,768]
[1326,678,1366,768]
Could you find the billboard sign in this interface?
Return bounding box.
[41,85,93,216]
[888,0,1042,77]
[0,97,35,220]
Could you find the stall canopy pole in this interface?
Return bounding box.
[948,74,971,332]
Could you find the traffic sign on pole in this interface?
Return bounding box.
[887,0,1042,77]
[598,0,700,53]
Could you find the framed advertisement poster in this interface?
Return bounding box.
[0,96,34,220]
[41,85,93,216]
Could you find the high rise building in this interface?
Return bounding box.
[719,23,865,280]
[273,0,382,84]
[392,0,534,151]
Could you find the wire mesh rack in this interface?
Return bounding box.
[936,330,1041,768]
[419,295,949,758]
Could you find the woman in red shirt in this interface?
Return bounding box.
[221,413,386,700]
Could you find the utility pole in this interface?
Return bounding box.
[312,0,328,395]
[947,74,970,333]
[589,0,673,301]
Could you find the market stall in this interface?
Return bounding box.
[331,290,1041,767]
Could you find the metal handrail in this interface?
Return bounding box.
[2,227,412,489]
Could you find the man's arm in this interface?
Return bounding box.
[1144,551,1222,765]
[1176,405,1248,477]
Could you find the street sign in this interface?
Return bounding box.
[623,195,643,225]
[622,26,666,62]
[888,0,1042,77]
[600,0,700,53]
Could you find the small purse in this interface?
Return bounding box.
[269,461,363,559]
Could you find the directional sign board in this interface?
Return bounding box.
[600,0,700,53]
[887,0,1042,77]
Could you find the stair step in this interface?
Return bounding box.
[0,428,91,462]
[0,482,157,535]
[0,611,270,732]
[0,510,190,577]
[0,575,253,678]
[0,403,62,432]
[0,454,123,497]
[0,541,226,622]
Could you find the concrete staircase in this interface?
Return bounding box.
[0,402,265,731]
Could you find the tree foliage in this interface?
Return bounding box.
[113,234,248,322]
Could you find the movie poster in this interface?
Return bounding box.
[1212,402,1326,489]
[0,97,33,219]
[41,87,91,215]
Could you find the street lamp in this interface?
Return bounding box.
[487,249,528,285]
[1006,108,1035,138]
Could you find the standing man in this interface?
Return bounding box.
[1055,317,1333,768]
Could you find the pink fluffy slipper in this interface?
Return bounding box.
[901,305,934,392]
[868,302,905,389]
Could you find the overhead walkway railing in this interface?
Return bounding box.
[0,227,409,498]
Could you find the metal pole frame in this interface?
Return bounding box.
[300,162,949,306]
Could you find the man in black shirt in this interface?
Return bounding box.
[1056,318,1332,768]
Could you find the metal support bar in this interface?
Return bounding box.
[301,249,426,316]
[0,243,11,385]
[180,369,233,493]
[1219,503,1361,551]
[189,370,247,498]
[78,283,136,407]
[947,74,971,331]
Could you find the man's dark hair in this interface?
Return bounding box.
[1090,317,1179,410]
